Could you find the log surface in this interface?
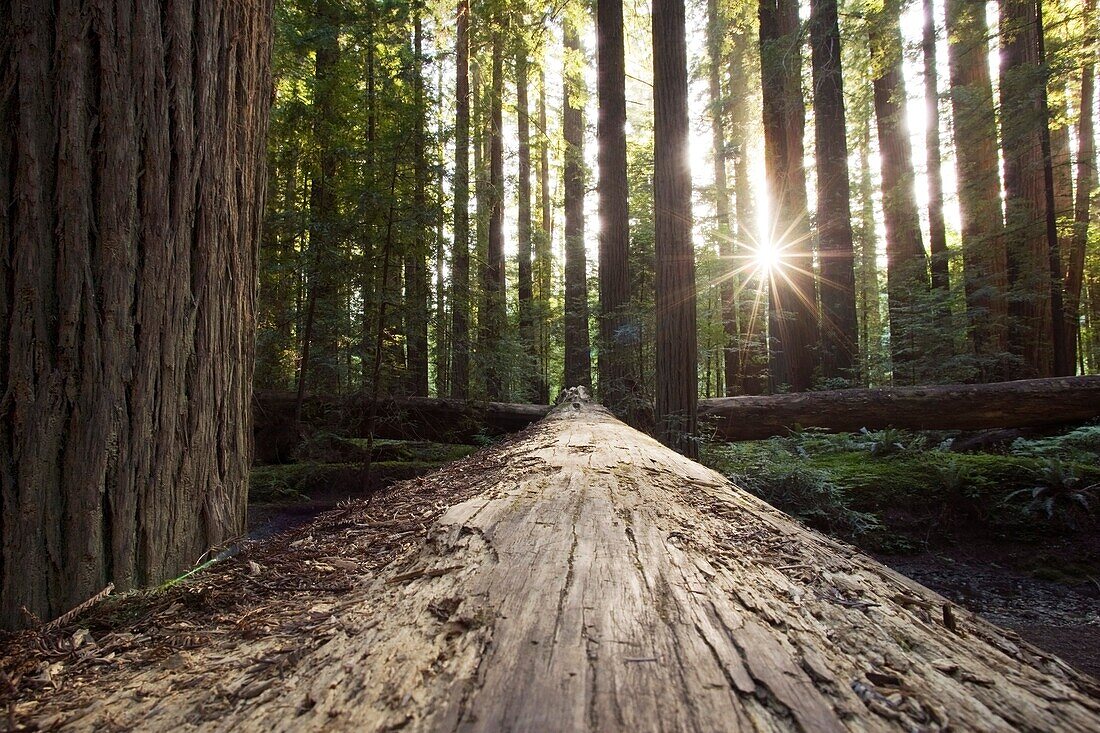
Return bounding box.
[27,397,1100,731]
[700,376,1100,441]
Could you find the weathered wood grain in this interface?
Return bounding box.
[39,396,1100,731]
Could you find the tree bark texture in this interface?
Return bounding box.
[654,0,699,457]
[564,17,593,391]
[482,22,507,400]
[810,0,859,383]
[946,0,1010,377]
[516,47,538,402]
[871,16,932,385]
[999,0,1055,377]
[450,0,471,399]
[921,0,952,296]
[0,0,272,628]
[759,0,818,393]
[597,0,633,412]
[20,392,1100,730]
[700,376,1100,440]
[1065,5,1096,371]
[536,70,554,404]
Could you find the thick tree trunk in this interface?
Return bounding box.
[18,392,1100,730]
[700,376,1100,440]
[0,0,271,628]
[759,0,817,392]
[809,0,859,382]
[563,18,593,391]
[450,0,471,399]
[482,22,507,400]
[921,0,952,297]
[516,47,538,402]
[1000,0,1055,377]
[597,0,633,412]
[654,0,698,457]
[946,0,1010,378]
[872,14,932,385]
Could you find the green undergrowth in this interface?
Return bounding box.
[249,460,445,503]
[293,433,477,464]
[701,424,1100,555]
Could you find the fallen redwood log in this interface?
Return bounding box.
[253,390,550,463]
[25,389,1100,730]
[700,376,1100,441]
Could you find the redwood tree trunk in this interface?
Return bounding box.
[809,0,859,382]
[1065,4,1096,370]
[482,21,506,400]
[0,0,272,628]
[597,0,632,412]
[449,0,471,398]
[946,0,1010,378]
[653,0,698,457]
[563,17,593,391]
[1000,0,1054,377]
[405,5,430,396]
[759,0,817,392]
[921,0,952,296]
[537,69,553,403]
[872,14,932,384]
[516,46,538,402]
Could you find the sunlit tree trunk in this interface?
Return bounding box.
[537,69,553,403]
[0,0,271,628]
[705,0,737,395]
[809,0,858,382]
[999,0,1054,377]
[405,4,430,396]
[871,13,932,384]
[653,0,698,457]
[597,0,632,411]
[1065,1,1096,371]
[946,0,1010,379]
[855,99,885,384]
[449,0,471,398]
[434,61,449,396]
[921,0,951,297]
[563,15,592,390]
[482,20,507,400]
[516,44,538,401]
[728,26,767,395]
[759,0,817,392]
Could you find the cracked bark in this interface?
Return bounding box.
[37,392,1100,731]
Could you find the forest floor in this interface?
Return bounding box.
[4,404,1098,731]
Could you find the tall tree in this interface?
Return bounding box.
[871,10,932,384]
[0,0,271,627]
[653,0,698,457]
[921,0,951,295]
[1065,0,1096,370]
[809,0,859,381]
[706,0,738,395]
[597,0,632,410]
[946,0,1010,377]
[482,16,507,399]
[516,40,538,401]
[563,13,592,390]
[759,0,817,392]
[537,68,554,402]
[450,0,471,397]
[405,3,430,395]
[999,0,1055,376]
[299,0,344,406]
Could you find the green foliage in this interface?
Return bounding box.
[1004,459,1098,527]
